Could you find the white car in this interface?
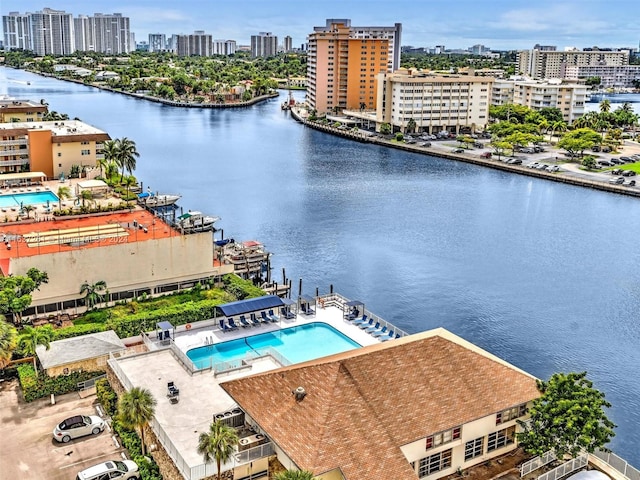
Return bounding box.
[53,415,105,443]
[76,460,140,480]
[546,165,560,172]
[527,162,539,168]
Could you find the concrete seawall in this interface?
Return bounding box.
[290,108,640,199]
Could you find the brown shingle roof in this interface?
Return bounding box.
[221,328,540,480]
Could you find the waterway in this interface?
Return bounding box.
[3,68,640,466]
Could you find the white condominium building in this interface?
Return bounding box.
[2,12,31,50]
[175,31,213,56]
[491,79,587,123]
[213,39,237,56]
[376,69,493,134]
[563,65,640,89]
[517,48,630,80]
[29,8,75,56]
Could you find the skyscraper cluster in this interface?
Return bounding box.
[3,8,131,55]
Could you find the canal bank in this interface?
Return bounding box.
[290,106,640,199]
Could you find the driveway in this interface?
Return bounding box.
[0,379,125,480]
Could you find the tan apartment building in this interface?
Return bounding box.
[1,210,232,317]
[376,69,494,134]
[517,48,629,80]
[0,99,48,123]
[306,19,401,114]
[0,119,109,177]
[563,65,640,89]
[491,79,587,123]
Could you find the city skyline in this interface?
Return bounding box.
[2,0,639,51]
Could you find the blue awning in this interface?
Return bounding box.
[138,192,150,199]
[157,321,174,330]
[218,295,285,317]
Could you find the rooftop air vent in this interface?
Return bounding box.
[293,386,306,402]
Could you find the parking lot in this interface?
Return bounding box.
[0,380,125,480]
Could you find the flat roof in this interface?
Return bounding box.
[0,210,179,265]
[0,119,107,137]
[0,172,47,181]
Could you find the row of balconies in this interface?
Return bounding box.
[0,139,28,146]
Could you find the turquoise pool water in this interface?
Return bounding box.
[0,191,59,208]
[187,322,361,369]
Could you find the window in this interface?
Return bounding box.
[496,404,527,425]
[81,149,91,155]
[57,152,62,157]
[418,449,452,477]
[464,437,483,461]
[426,426,461,449]
[487,426,515,452]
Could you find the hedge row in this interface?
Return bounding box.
[96,379,162,480]
[17,364,105,402]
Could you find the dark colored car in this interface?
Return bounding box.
[452,148,464,153]
[620,156,633,162]
[610,158,624,165]
[622,170,636,177]
[480,152,492,158]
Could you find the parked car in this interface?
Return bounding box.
[533,146,545,153]
[610,158,625,165]
[473,141,484,148]
[452,148,465,153]
[609,177,625,185]
[628,180,636,187]
[76,460,140,480]
[597,160,613,167]
[506,158,523,164]
[480,152,492,158]
[622,170,636,176]
[620,156,633,162]
[546,165,560,172]
[519,147,535,154]
[53,415,105,443]
[591,145,601,152]
[536,164,549,170]
[601,146,612,153]
[417,141,431,147]
[611,169,623,175]
[527,162,540,168]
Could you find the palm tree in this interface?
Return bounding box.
[80,189,94,208]
[117,387,156,455]
[116,137,140,182]
[17,325,52,369]
[599,99,611,113]
[0,316,18,369]
[273,470,315,480]
[197,420,239,480]
[102,139,119,182]
[80,280,107,310]
[549,120,568,142]
[22,204,34,219]
[57,186,71,211]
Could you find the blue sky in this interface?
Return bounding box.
[3,0,639,51]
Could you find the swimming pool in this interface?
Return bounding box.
[0,191,59,208]
[187,322,361,369]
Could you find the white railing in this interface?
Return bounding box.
[521,451,556,477]
[169,340,202,375]
[537,454,587,480]
[151,417,194,479]
[592,449,640,480]
[107,354,133,391]
[235,442,275,465]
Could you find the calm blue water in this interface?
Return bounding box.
[4,68,640,466]
[187,322,360,368]
[0,191,58,208]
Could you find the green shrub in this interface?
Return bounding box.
[51,323,106,340]
[96,378,118,416]
[18,367,105,402]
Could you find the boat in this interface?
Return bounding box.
[177,211,220,233]
[222,240,270,279]
[137,191,181,208]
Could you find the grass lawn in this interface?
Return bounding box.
[602,162,640,173]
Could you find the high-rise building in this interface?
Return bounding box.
[517,47,630,79]
[251,32,278,57]
[283,35,293,53]
[2,12,32,50]
[29,8,75,55]
[213,39,236,56]
[306,19,401,114]
[73,15,92,51]
[148,33,166,53]
[175,31,213,56]
[91,13,130,54]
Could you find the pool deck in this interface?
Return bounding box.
[111,305,384,474]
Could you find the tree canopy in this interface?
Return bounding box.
[517,372,616,458]
[0,268,48,324]
[557,128,602,157]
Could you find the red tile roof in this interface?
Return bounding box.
[221,329,540,480]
